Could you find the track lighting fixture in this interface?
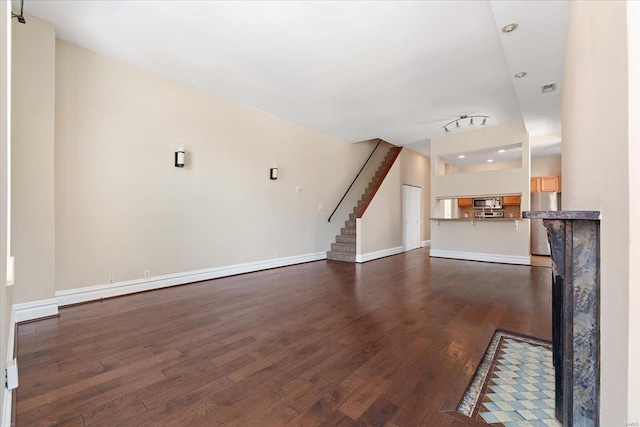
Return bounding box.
[441,115,489,133]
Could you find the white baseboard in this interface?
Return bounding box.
[356,246,404,263]
[56,251,327,307]
[421,240,431,247]
[2,387,11,427]
[13,298,59,323]
[429,249,530,265]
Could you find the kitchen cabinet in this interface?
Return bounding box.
[458,198,473,207]
[502,195,521,206]
[531,175,561,193]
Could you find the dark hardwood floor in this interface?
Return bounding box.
[16,249,552,426]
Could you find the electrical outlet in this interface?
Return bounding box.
[318,203,323,210]
[144,270,151,279]
[6,359,18,390]
[108,274,115,284]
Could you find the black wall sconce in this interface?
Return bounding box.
[270,167,278,180]
[175,147,185,168]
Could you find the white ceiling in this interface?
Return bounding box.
[15,1,568,160]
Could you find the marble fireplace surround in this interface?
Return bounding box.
[523,210,601,427]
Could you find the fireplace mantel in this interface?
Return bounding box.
[523,210,601,426]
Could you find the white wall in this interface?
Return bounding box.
[531,156,561,177]
[1,1,13,422]
[430,121,530,262]
[11,15,56,304]
[53,41,376,292]
[628,1,640,419]
[562,0,637,422]
[358,148,430,256]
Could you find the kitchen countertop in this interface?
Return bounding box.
[522,211,601,220]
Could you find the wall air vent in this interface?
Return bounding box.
[541,83,557,94]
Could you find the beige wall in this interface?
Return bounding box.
[358,148,430,255]
[358,160,402,254]
[11,15,56,304]
[454,160,521,175]
[431,121,531,201]
[562,0,637,422]
[54,41,376,291]
[628,1,640,419]
[430,122,530,260]
[531,156,561,177]
[1,0,13,419]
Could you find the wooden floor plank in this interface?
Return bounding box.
[16,249,552,426]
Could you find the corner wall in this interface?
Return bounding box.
[561,0,637,422]
[358,148,430,258]
[11,15,56,305]
[429,121,531,263]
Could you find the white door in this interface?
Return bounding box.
[403,185,421,251]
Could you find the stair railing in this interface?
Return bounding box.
[328,139,382,223]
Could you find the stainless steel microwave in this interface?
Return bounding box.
[473,197,502,209]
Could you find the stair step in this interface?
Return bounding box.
[349,213,356,221]
[344,219,355,228]
[326,251,356,262]
[341,227,356,235]
[336,235,356,244]
[331,243,356,254]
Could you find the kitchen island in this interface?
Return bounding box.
[429,215,530,265]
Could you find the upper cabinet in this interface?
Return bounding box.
[502,195,521,206]
[531,175,561,193]
[458,198,473,207]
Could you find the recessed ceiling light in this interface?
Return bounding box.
[501,23,518,33]
[458,155,466,159]
[514,72,527,78]
[487,159,494,163]
[498,149,506,153]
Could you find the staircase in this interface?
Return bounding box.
[327,146,402,262]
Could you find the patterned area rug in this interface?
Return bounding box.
[457,331,561,427]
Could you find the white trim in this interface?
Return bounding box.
[13,298,58,323]
[2,308,15,427]
[429,249,530,265]
[56,251,327,307]
[356,246,404,263]
[421,240,431,247]
[7,307,14,360]
[2,388,11,427]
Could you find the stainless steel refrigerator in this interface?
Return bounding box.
[530,192,560,256]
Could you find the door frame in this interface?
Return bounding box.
[402,184,422,252]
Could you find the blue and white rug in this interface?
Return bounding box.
[457,331,561,427]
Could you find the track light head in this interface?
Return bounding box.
[441,115,489,133]
[12,0,26,24]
